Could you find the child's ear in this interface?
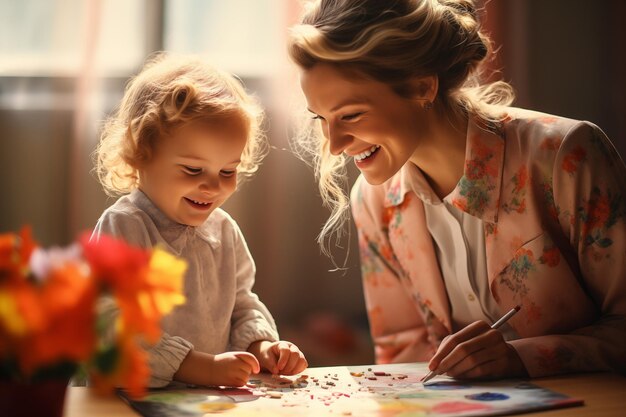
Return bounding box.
[408,75,438,103]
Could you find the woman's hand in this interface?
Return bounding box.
[427,321,528,379]
[249,340,308,375]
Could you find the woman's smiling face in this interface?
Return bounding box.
[300,63,426,185]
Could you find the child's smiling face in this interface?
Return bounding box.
[138,116,248,226]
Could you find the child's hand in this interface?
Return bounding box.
[206,351,260,387]
[249,340,308,375]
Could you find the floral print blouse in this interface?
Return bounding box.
[350,107,626,377]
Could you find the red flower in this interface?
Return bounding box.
[0,226,36,282]
[524,301,542,324]
[536,344,573,373]
[514,166,528,193]
[452,198,468,212]
[382,207,395,226]
[380,243,394,261]
[472,137,493,160]
[562,146,586,174]
[465,159,486,180]
[587,194,611,229]
[582,193,611,239]
[539,247,560,267]
[80,233,151,292]
[540,137,560,151]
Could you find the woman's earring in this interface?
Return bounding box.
[423,101,433,111]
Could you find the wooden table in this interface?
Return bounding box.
[65,366,626,417]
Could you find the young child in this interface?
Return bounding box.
[91,52,307,388]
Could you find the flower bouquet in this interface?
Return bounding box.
[0,226,187,416]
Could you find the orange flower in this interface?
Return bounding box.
[90,332,150,399]
[81,234,187,340]
[19,264,97,374]
[0,280,42,338]
[108,247,186,344]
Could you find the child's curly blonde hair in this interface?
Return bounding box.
[95,52,267,196]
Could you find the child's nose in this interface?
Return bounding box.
[199,175,220,192]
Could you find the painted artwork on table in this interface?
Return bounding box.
[118,363,583,417]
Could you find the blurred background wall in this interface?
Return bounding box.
[1,0,624,367]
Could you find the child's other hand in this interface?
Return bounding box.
[207,351,260,387]
[250,340,308,375]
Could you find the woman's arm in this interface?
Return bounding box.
[511,122,626,377]
[351,176,435,364]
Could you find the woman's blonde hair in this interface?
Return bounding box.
[95,52,267,196]
[288,0,515,256]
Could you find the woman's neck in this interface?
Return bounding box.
[410,108,468,200]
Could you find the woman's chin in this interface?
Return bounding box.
[361,171,391,186]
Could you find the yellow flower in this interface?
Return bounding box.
[146,248,187,315]
[0,291,27,335]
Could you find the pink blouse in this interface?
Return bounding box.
[351,107,626,377]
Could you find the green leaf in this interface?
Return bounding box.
[94,346,120,374]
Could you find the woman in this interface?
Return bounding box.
[288,0,626,379]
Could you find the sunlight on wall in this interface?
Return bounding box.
[0,0,145,77]
[165,0,286,78]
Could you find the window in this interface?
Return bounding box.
[0,0,146,77]
[164,0,285,77]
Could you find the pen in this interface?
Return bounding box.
[420,305,521,384]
